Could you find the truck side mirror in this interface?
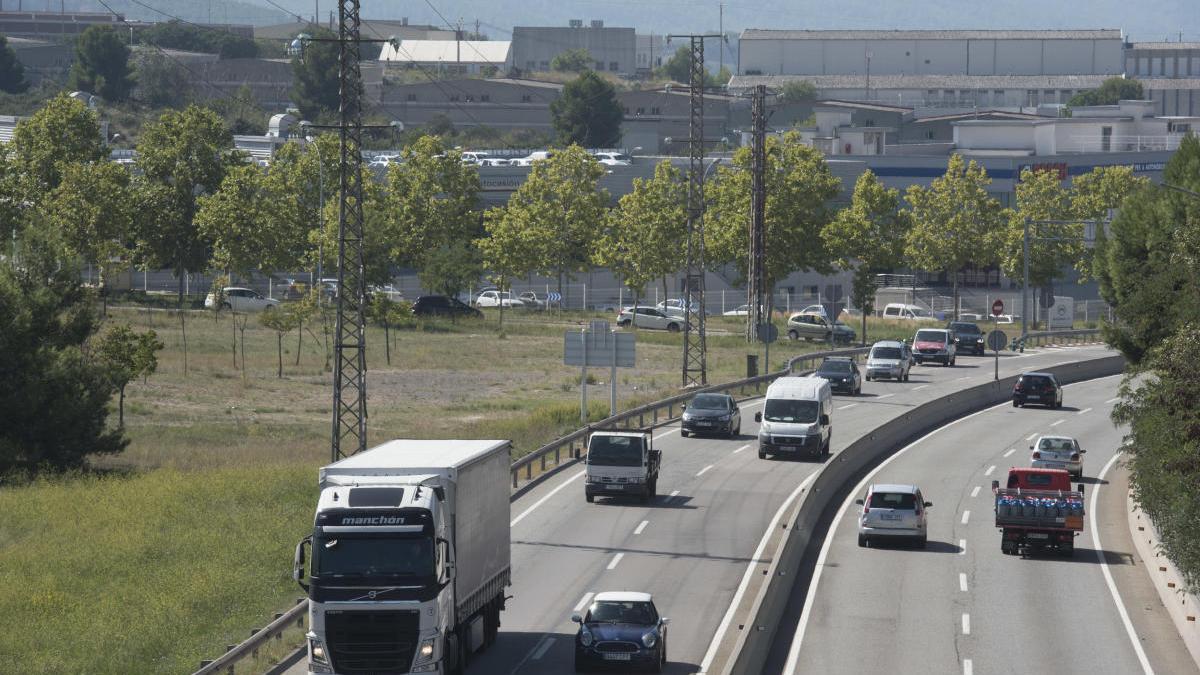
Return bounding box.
[660,617,670,626]
[1077,483,1085,494]
[571,613,583,623]
[293,536,312,592]
[820,414,830,426]
[991,480,1000,491]
[924,501,933,508]
[854,498,864,505]
[754,412,762,423]
[1028,445,1034,450]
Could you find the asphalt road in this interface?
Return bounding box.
[775,374,1198,675]
[283,344,1120,675]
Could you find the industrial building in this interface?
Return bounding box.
[379,39,512,75]
[511,21,636,75]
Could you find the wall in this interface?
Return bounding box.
[511,26,637,75]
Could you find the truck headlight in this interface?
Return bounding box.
[416,637,436,662]
[309,637,330,665]
[641,630,658,648]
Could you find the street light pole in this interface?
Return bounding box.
[1022,217,1030,339]
[305,132,325,299]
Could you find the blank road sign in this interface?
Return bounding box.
[564,330,635,367]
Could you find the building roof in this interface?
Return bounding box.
[380,40,511,65]
[731,74,1111,90]
[814,99,913,113]
[913,110,1048,123]
[740,29,1122,41]
[1126,42,1200,50]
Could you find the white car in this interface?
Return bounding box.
[369,284,404,302]
[593,152,632,166]
[1030,435,1086,478]
[856,483,931,548]
[461,151,508,167]
[617,306,685,332]
[723,304,750,316]
[204,287,280,313]
[512,150,553,166]
[475,290,525,308]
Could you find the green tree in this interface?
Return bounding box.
[550,71,623,147]
[479,145,609,294]
[594,160,687,305]
[138,19,260,58]
[42,161,137,299]
[0,236,126,472]
[94,323,163,427]
[1070,165,1150,280]
[133,105,236,298]
[418,242,483,301]
[383,135,481,268]
[657,46,691,83]
[310,170,393,287]
[1001,168,1082,295]
[291,26,339,120]
[779,80,817,103]
[551,48,594,73]
[195,163,284,277]
[707,131,842,287]
[822,170,911,343]
[262,138,337,275]
[9,94,106,202]
[69,25,135,102]
[1067,77,1143,108]
[903,154,1006,318]
[135,51,193,108]
[0,35,29,94]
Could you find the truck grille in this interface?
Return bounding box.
[596,641,641,653]
[772,436,809,445]
[325,609,420,674]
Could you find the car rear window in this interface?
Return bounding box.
[869,492,917,509]
[871,347,902,360]
[1021,375,1050,386]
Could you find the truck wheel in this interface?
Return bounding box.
[1013,400,1020,408]
[758,450,767,459]
[446,632,464,675]
[648,479,657,498]
[857,534,867,547]
[585,493,594,503]
[484,602,500,646]
[916,535,928,549]
[1060,543,1075,557]
[640,489,650,504]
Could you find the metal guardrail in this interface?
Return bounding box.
[1010,328,1102,352]
[194,598,306,675]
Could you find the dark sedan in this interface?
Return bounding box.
[815,357,862,395]
[681,393,742,438]
[947,321,986,355]
[1013,371,1063,408]
[573,592,669,673]
[411,295,482,318]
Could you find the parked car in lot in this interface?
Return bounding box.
[317,278,339,300]
[517,290,561,310]
[475,290,525,308]
[857,483,932,548]
[572,592,669,673]
[882,303,935,321]
[786,312,856,344]
[617,306,685,332]
[1012,371,1063,408]
[947,321,986,355]
[656,298,706,317]
[593,151,633,166]
[814,356,862,395]
[411,294,482,318]
[368,284,404,302]
[723,304,750,316]
[204,287,279,312]
[513,150,554,166]
[461,151,508,166]
[1030,435,1086,478]
[912,328,956,366]
[865,340,911,382]
[681,392,741,438]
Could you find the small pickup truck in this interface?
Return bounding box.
[584,429,661,504]
[992,467,1085,556]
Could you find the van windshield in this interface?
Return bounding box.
[871,347,902,360]
[764,399,819,423]
[588,436,644,466]
[915,330,946,343]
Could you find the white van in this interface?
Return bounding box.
[882,303,934,321]
[755,376,833,460]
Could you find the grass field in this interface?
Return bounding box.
[0,303,925,673]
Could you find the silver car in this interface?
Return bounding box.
[857,483,931,548]
[865,340,911,382]
[617,306,685,332]
[1030,435,1086,478]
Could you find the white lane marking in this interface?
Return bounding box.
[531,637,555,660]
[1026,433,1038,441]
[1050,418,1065,427]
[634,520,649,535]
[696,464,714,477]
[964,659,974,675]
[961,511,971,525]
[669,490,680,499]
[1091,452,1156,675]
[573,592,595,612]
[607,552,624,570]
[510,470,587,527]
[653,428,676,441]
[1078,407,1093,415]
[1106,397,1121,404]
[962,613,971,635]
[959,539,967,555]
[1003,448,1016,457]
[877,393,895,399]
[698,471,820,673]
[913,384,930,391]
[956,376,971,381]
[984,465,996,477]
[733,444,751,454]
[970,486,981,498]
[959,573,968,592]
[838,403,859,410]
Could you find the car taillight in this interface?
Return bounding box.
[1032,451,1041,459]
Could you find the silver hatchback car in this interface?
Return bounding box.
[865,340,911,382]
[1030,435,1086,478]
[856,483,931,548]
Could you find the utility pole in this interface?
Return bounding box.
[718,3,724,75]
[748,84,767,345]
[668,33,722,387]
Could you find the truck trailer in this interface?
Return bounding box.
[294,439,511,674]
[992,467,1085,557]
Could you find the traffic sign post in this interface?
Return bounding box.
[988,329,1008,381]
[565,321,636,419]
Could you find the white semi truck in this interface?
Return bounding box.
[293,440,512,675]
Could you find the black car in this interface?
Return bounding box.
[1013,372,1063,408]
[681,392,742,438]
[947,321,986,355]
[411,294,482,318]
[815,357,862,395]
[573,592,669,673]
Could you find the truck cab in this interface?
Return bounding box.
[584,430,660,504]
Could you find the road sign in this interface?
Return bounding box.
[563,327,635,367]
[991,299,1004,317]
[987,329,1008,352]
[757,322,778,344]
[546,291,562,306]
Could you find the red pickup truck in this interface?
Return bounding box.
[992,467,1085,557]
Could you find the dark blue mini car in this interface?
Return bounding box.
[572,591,669,672]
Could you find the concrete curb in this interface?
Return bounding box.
[1128,492,1200,669]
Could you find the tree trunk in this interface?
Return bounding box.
[632,290,639,331]
[952,267,960,321]
[118,384,126,428]
[277,332,283,378]
[662,276,669,306]
[231,314,238,369]
[295,319,303,366]
[239,318,247,378]
[99,265,108,317]
[180,308,188,377]
[177,268,185,305]
[498,277,505,329]
[384,321,391,365]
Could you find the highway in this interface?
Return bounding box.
[774,374,1198,675]
[282,343,1120,675]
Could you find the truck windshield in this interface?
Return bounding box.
[588,436,643,466]
[313,535,435,579]
[763,399,818,423]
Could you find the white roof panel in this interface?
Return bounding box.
[324,439,510,473]
[381,40,511,65]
